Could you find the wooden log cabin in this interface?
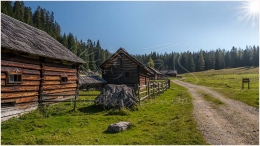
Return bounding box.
[100,48,153,87]
[147,66,164,80]
[1,13,85,120]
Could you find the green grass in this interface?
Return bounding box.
[198,90,225,106]
[177,67,259,108]
[1,82,207,145]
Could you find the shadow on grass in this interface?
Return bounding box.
[77,105,104,114]
[103,130,119,134]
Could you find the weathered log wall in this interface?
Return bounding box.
[1,60,40,104]
[42,60,77,100]
[1,50,79,120]
[102,54,139,85]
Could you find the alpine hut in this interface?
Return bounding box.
[100,48,153,87]
[1,13,85,120]
[147,66,164,80]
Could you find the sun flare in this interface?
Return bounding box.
[238,1,259,26]
[248,1,259,13]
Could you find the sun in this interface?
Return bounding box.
[247,1,259,13]
[238,1,259,26]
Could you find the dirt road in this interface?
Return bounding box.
[172,80,259,145]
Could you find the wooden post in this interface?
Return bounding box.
[157,82,159,95]
[138,84,140,105]
[164,80,168,91]
[168,79,170,89]
[242,78,250,89]
[74,64,80,111]
[148,81,150,99]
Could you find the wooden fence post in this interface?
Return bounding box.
[152,82,155,98]
[157,82,159,95]
[165,80,168,91]
[168,79,171,89]
[138,84,140,105]
[147,81,150,99]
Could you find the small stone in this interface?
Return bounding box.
[107,121,130,133]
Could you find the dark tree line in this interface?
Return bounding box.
[1,1,111,71]
[134,45,259,73]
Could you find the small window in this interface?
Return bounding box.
[60,76,68,84]
[125,72,129,77]
[8,73,22,84]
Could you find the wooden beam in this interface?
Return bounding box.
[2,86,39,92]
[23,75,40,81]
[2,66,40,75]
[43,66,76,73]
[1,92,38,99]
[42,83,77,90]
[42,88,75,94]
[1,60,41,70]
[42,80,76,85]
[1,73,6,79]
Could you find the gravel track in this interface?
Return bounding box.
[172,80,259,145]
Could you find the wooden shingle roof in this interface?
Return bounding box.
[100,48,154,75]
[147,66,163,75]
[79,75,107,86]
[1,13,85,64]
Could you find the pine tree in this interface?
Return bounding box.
[187,52,195,72]
[197,50,205,71]
[33,6,41,28]
[215,49,224,70]
[23,6,33,25]
[13,1,24,22]
[147,57,155,68]
[1,1,13,16]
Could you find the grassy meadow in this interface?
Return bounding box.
[177,67,259,108]
[1,82,207,145]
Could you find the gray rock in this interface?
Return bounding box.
[107,121,130,133]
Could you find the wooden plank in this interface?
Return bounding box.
[1,54,40,65]
[2,86,39,92]
[1,60,41,70]
[43,66,76,73]
[1,92,38,99]
[16,102,38,109]
[1,66,40,75]
[140,95,149,101]
[1,79,6,85]
[42,80,76,85]
[43,88,76,94]
[3,81,40,86]
[16,96,38,103]
[23,74,40,81]
[1,73,6,79]
[43,71,76,76]
[44,75,77,81]
[44,75,60,81]
[42,91,76,100]
[140,91,147,94]
[42,83,77,90]
[44,62,74,69]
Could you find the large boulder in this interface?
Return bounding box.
[107,121,130,133]
[94,84,138,109]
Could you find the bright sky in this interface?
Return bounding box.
[24,1,259,55]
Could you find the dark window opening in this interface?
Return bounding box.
[8,74,22,83]
[60,76,68,84]
[125,72,130,77]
